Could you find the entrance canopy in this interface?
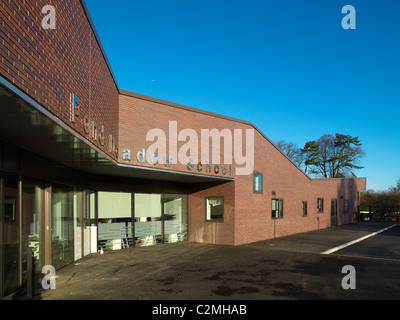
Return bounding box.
[0,78,233,184]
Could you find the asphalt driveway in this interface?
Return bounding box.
[23,222,400,301]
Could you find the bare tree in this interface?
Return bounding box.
[275,140,304,169]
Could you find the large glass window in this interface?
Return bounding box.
[134,194,162,247]
[163,194,188,244]
[134,193,188,247]
[93,192,189,251]
[206,197,224,221]
[98,192,133,252]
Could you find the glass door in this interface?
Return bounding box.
[52,186,74,270]
[2,175,20,297]
[83,190,96,256]
[73,189,82,261]
[21,181,44,291]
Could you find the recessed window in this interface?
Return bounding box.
[206,197,224,221]
[272,198,284,218]
[302,201,308,217]
[343,200,349,214]
[317,198,324,213]
[254,173,263,193]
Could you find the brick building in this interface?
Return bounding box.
[0,0,366,298]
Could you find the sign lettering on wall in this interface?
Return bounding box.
[70,93,118,156]
[122,148,233,177]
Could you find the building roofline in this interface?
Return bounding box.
[80,2,310,181]
[80,0,120,91]
[119,89,252,126]
[120,89,312,181]
[312,177,367,181]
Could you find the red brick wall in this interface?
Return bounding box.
[119,92,245,245]
[234,146,367,245]
[234,132,317,245]
[189,181,235,245]
[0,0,367,247]
[0,0,119,158]
[119,92,367,246]
[119,93,242,176]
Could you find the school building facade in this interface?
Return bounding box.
[0,0,366,298]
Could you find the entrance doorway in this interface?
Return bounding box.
[1,175,19,297]
[0,175,45,298]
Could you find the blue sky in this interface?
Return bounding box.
[85,0,400,191]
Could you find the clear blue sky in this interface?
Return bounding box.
[85,0,400,191]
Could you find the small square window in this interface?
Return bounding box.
[254,173,263,193]
[206,197,224,221]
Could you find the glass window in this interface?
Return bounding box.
[2,175,20,297]
[134,193,189,247]
[317,198,324,213]
[206,197,224,221]
[83,191,96,256]
[254,173,263,193]
[52,186,74,270]
[272,199,284,218]
[22,182,44,288]
[73,189,82,261]
[302,201,308,217]
[134,193,162,247]
[343,200,349,214]
[163,194,188,244]
[98,192,133,251]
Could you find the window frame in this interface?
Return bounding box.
[253,172,263,194]
[343,199,349,214]
[317,198,324,213]
[271,198,284,219]
[302,201,308,217]
[205,197,224,221]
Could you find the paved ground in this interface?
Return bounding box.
[21,222,400,301]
